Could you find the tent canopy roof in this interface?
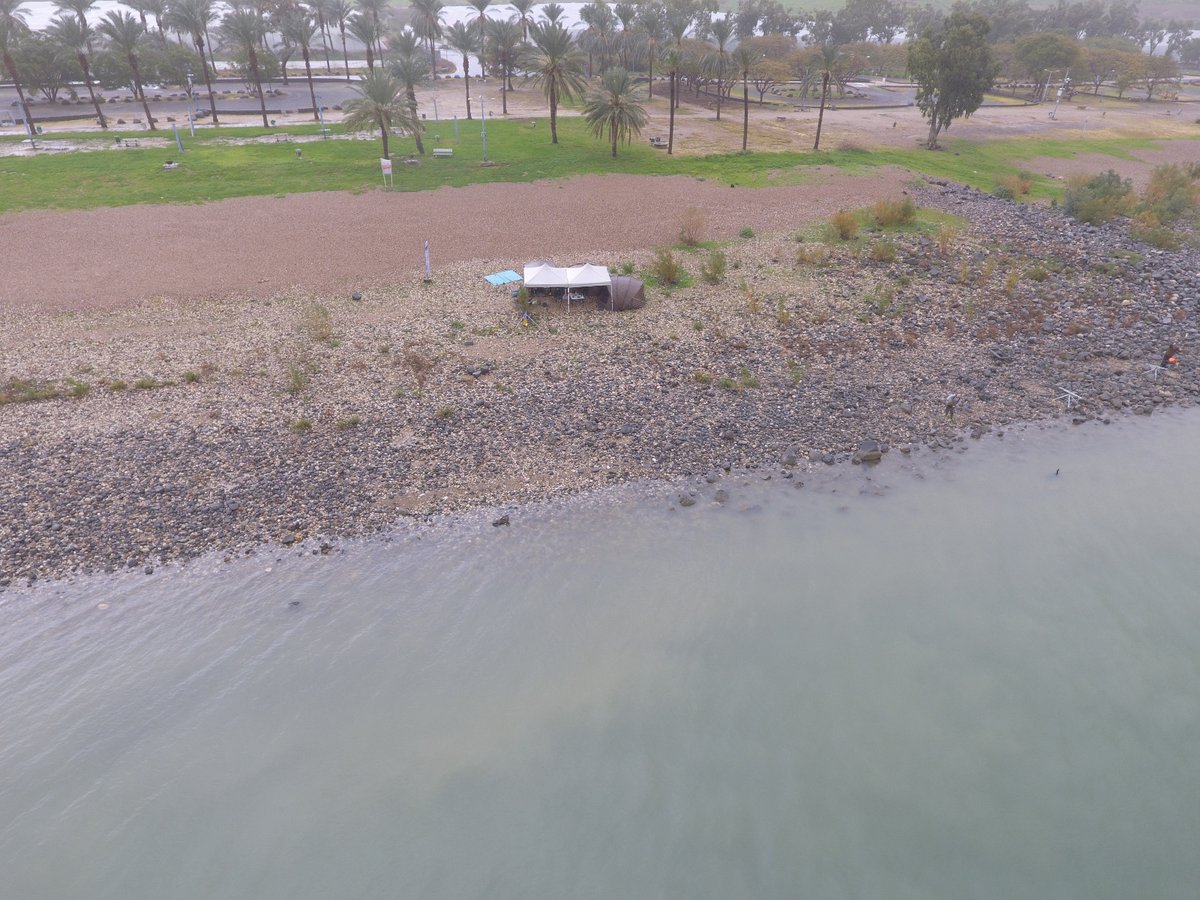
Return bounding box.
[523,262,612,289]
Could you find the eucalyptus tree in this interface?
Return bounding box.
[388,49,427,152]
[731,41,754,151]
[342,68,420,158]
[707,13,732,119]
[486,16,522,106]
[583,65,646,157]
[523,21,585,144]
[510,0,534,41]
[410,0,443,77]
[636,1,666,98]
[98,10,157,127]
[908,10,995,149]
[47,14,107,127]
[165,0,219,121]
[327,0,352,79]
[347,11,380,69]
[219,7,269,125]
[444,20,478,118]
[540,2,565,26]
[279,8,320,119]
[0,0,37,131]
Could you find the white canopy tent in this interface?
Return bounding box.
[523,262,613,311]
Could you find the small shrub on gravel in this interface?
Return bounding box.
[66,379,89,398]
[284,365,307,395]
[1138,164,1200,225]
[797,245,829,266]
[870,241,897,263]
[738,367,759,388]
[400,348,435,390]
[133,377,157,390]
[108,380,127,392]
[0,379,59,404]
[993,183,1016,201]
[739,226,755,239]
[650,248,682,286]
[436,405,455,419]
[700,249,727,283]
[679,207,706,246]
[1064,170,1134,224]
[1025,265,1049,282]
[995,173,1032,197]
[935,225,957,256]
[620,262,634,275]
[693,370,714,384]
[183,370,200,383]
[871,197,916,227]
[1130,218,1181,250]
[301,303,337,344]
[717,377,737,390]
[336,415,362,430]
[829,210,859,241]
[291,418,313,432]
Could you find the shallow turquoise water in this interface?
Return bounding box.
[2,412,1199,899]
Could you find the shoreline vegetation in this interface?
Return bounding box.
[0,120,1188,214]
[3,174,1198,590]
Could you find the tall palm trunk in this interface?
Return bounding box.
[364,42,374,69]
[340,27,350,80]
[381,125,389,158]
[428,38,436,79]
[2,52,36,131]
[741,68,749,151]
[406,86,425,153]
[667,70,676,154]
[203,22,217,75]
[302,47,318,121]
[609,119,616,157]
[501,64,508,114]
[463,56,472,119]
[715,68,722,121]
[812,71,828,151]
[549,83,557,142]
[129,53,157,129]
[647,52,653,98]
[78,52,107,128]
[248,46,268,127]
[316,13,332,72]
[194,34,219,123]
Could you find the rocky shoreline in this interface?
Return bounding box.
[2,180,1197,590]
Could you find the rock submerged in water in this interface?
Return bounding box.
[492,514,510,527]
[678,494,696,508]
[854,440,884,464]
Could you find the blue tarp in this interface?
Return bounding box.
[484,270,522,286]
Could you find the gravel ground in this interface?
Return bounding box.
[0,169,913,314]
[2,176,1199,589]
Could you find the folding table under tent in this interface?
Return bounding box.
[522,262,613,312]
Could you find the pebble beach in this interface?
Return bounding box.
[2,177,1198,588]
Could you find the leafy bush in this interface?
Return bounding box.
[1129,218,1181,250]
[700,249,727,283]
[679,207,706,246]
[1138,164,1199,225]
[995,173,1032,197]
[993,183,1016,201]
[650,248,682,286]
[739,226,755,239]
[871,197,916,227]
[829,210,859,240]
[1063,170,1134,224]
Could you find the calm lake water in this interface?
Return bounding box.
[2,411,1199,899]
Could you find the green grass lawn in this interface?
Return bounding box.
[0,116,1177,214]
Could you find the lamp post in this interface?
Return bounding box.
[185,70,197,136]
[1050,75,1070,119]
[314,92,328,135]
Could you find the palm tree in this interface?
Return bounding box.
[0,0,35,132]
[53,0,95,47]
[708,14,732,120]
[354,0,387,62]
[279,8,320,121]
[347,11,379,69]
[467,0,489,72]
[636,1,665,98]
[47,15,107,127]
[523,22,585,144]
[583,66,646,157]
[388,50,426,152]
[662,44,680,153]
[410,0,443,78]
[98,10,157,129]
[308,0,335,72]
[165,0,219,123]
[613,0,635,69]
[732,42,754,151]
[444,20,478,119]
[142,0,168,46]
[486,16,521,109]
[219,7,269,127]
[540,2,564,26]
[342,68,420,159]
[510,0,534,41]
[328,0,352,80]
[665,4,690,109]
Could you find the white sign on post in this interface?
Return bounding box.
[380,157,393,188]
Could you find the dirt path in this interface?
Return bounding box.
[0,168,912,314]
